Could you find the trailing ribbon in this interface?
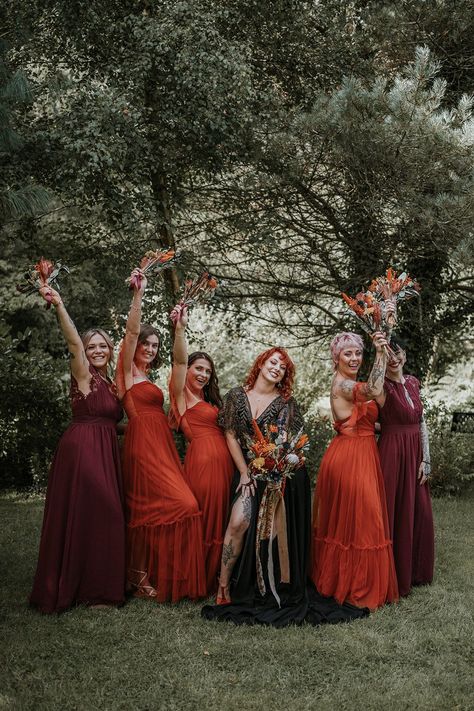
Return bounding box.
[255,480,290,607]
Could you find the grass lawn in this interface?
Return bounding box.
[1,495,473,711]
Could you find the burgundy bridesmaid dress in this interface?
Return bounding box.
[30,365,125,613]
[378,376,434,597]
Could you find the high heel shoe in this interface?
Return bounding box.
[216,584,231,605]
[128,569,158,599]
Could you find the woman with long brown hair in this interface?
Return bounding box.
[202,347,368,626]
[169,305,234,595]
[117,270,206,602]
[30,286,125,613]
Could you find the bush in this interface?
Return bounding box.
[0,330,70,490]
[424,402,474,496]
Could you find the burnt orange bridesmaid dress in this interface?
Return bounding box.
[122,381,206,601]
[169,389,234,595]
[311,383,399,610]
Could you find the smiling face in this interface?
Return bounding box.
[85,333,111,371]
[260,351,287,386]
[386,345,406,376]
[186,357,213,392]
[336,343,363,379]
[134,334,160,370]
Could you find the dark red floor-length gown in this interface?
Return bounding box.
[378,376,434,597]
[171,398,234,595]
[122,382,206,601]
[311,384,399,610]
[30,366,126,613]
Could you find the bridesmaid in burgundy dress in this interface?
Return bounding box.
[30,286,125,613]
[377,335,434,597]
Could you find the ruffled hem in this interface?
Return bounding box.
[127,512,206,602]
[313,536,399,610]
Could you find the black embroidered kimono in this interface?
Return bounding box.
[202,386,368,627]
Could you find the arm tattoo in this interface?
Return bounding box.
[340,380,355,396]
[420,417,431,475]
[222,540,238,568]
[362,353,386,397]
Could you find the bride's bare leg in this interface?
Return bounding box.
[218,492,254,599]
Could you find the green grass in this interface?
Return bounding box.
[1,495,473,711]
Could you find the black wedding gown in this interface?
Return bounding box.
[202,387,369,627]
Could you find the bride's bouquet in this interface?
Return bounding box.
[16,257,70,308]
[245,419,309,605]
[245,420,308,486]
[341,267,420,341]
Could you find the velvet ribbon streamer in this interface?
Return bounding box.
[255,480,290,607]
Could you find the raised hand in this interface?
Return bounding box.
[39,284,62,307]
[128,268,147,293]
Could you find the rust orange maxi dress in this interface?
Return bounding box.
[311,384,399,610]
[122,381,206,601]
[169,391,234,596]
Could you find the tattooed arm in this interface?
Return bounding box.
[418,416,431,484]
[39,285,89,383]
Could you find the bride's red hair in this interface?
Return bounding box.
[244,347,295,400]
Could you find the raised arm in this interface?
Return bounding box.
[121,269,146,391]
[39,285,90,385]
[171,306,189,416]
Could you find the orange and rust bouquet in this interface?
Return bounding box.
[245,420,309,486]
[16,257,70,309]
[127,248,178,290]
[170,271,218,324]
[341,267,420,341]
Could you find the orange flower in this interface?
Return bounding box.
[158,249,175,263]
[296,434,308,449]
[35,258,54,283]
[269,424,279,433]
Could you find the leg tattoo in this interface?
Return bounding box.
[222,539,237,568]
[241,493,253,524]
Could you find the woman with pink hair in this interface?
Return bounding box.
[311,331,399,610]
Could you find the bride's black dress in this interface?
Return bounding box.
[202,387,368,627]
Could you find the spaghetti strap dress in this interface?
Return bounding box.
[170,396,234,595]
[378,376,434,596]
[202,386,369,626]
[30,365,125,613]
[122,381,206,601]
[311,383,399,610]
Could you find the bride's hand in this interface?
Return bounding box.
[236,471,255,497]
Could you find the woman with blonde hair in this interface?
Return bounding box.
[30,286,125,613]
